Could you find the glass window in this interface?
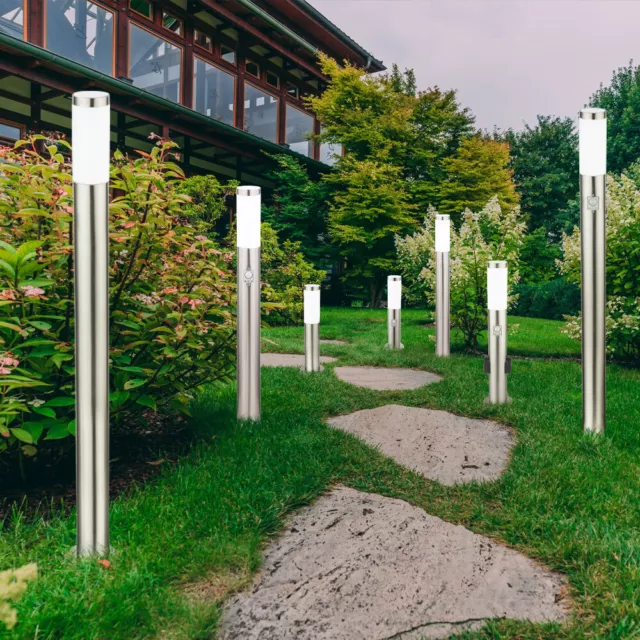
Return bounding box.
[244,83,278,143]
[286,84,298,100]
[194,29,212,51]
[129,0,151,19]
[193,57,235,126]
[0,0,24,38]
[162,11,182,35]
[320,141,342,166]
[221,46,236,65]
[0,121,22,142]
[286,105,313,157]
[245,60,259,78]
[130,23,182,103]
[45,0,114,75]
[266,71,279,89]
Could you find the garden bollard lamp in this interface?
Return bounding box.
[72,91,111,557]
[236,186,261,421]
[435,214,451,357]
[386,275,403,350]
[579,108,607,435]
[485,261,511,405]
[304,285,321,373]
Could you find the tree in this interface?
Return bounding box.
[437,136,519,219]
[390,63,417,96]
[503,116,578,236]
[326,155,417,307]
[590,61,640,175]
[406,87,476,213]
[262,154,333,265]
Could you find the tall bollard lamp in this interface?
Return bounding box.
[435,214,450,357]
[386,275,403,350]
[72,91,111,557]
[304,284,321,373]
[485,261,511,405]
[236,186,261,421]
[579,108,607,435]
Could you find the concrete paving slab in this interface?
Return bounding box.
[328,405,513,485]
[334,366,441,390]
[220,487,568,640]
[261,353,337,370]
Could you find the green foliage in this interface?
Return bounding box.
[518,226,562,285]
[261,223,327,325]
[503,116,578,237]
[513,278,580,321]
[263,154,333,264]
[396,197,526,349]
[590,61,640,174]
[325,155,417,307]
[0,136,235,460]
[405,87,476,213]
[438,136,520,220]
[560,172,640,359]
[0,564,37,630]
[175,174,238,232]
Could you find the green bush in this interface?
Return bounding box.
[512,278,580,320]
[0,136,235,462]
[261,223,327,325]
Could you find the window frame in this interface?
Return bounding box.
[128,0,152,21]
[43,0,116,76]
[285,102,315,158]
[243,80,280,144]
[128,19,184,104]
[0,117,25,144]
[245,59,260,79]
[192,54,237,126]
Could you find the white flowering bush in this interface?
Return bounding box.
[559,173,640,359]
[396,196,525,349]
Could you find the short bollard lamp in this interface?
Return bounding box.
[236,186,262,421]
[485,261,511,405]
[72,91,111,557]
[304,285,321,373]
[579,108,607,435]
[386,275,403,350]
[435,214,450,357]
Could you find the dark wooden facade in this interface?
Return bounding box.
[0,0,383,184]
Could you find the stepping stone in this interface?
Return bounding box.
[262,353,337,370]
[328,405,512,485]
[319,339,348,345]
[220,487,568,640]
[334,366,440,390]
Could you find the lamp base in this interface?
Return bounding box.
[483,396,512,405]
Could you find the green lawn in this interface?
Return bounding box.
[1,308,639,639]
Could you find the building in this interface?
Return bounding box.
[0,0,384,184]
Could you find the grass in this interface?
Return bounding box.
[1,307,639,639]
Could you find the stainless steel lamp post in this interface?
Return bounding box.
[386,275,403,350]
[236,186,261,421]
[304,284,321,373]
[579,108,607,435]
[485,261,511,405]
[435,214,450,357]
[72,91,111,557]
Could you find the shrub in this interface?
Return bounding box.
[396,197,526,349]
[0,136,235,462]
[261,223,327,325]
[0,563,37,630]
[512,278,580,320]
[559,172,640,359]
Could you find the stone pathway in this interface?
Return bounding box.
[334,366,441,390]
[328,405,513,485]
[261,353,337,370]
[220,487,568,640]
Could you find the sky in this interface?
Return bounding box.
[308,0,640,132]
